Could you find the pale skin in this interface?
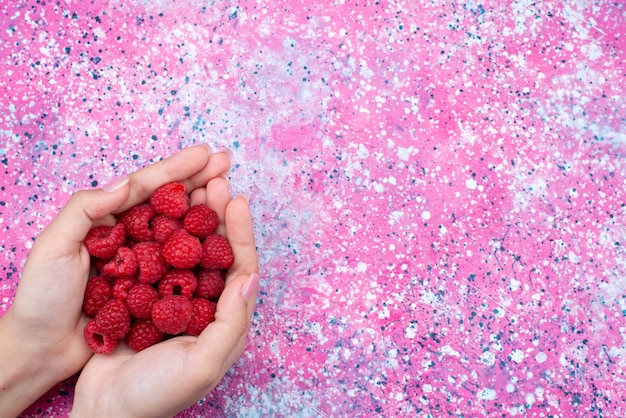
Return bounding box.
[0,144,259,418]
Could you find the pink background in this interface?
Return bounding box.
[1,0,625,416]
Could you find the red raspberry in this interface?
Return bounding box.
[84,319,119,354]
[186,298,217,336]
[101,246,138,278]
[151,295,193,335]
[152,215,182,243]
[200,234,234,269]
[133,242,168,284]
[112,276,138,301]
[149,182,190,219]
[158,269,197,299]
[162,229,202,269]
[93,258,116,284]
[195,268,225,299]
[183,204,218,239]
[83,276,112,317]
[126,284,159,319]
[125,319,164,351]
[95,299,131,339]
[84,223,126,259]
[119,204,156,242]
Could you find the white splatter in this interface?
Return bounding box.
[477,388,497,401]
[480,351,496,366]
[405,322,417,339]
[510,349,524,363]
[535,352,547,363]
[397,146,413,161]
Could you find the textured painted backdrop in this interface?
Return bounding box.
[1,0,625,416]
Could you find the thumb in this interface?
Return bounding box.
[36,176,131,253]
[194,272,259,376]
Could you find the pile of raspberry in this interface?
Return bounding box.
[82,182,234,354]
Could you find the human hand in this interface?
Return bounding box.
[69,156,259,417]
[0,144,239,417]
[70,184,258,417]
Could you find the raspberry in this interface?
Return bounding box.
[186,298,217,336]
[151,295,193,335]
[195,268,225,299]
[84,319,119,354]
[95,299,131,339]
[150,182,190,219]
[84,223,126,259]
[158,269,197,299]
[101,246,138,278]
[83,276,112,317]
[112,276,138,301]
[119,204,156,242]
[152,215,182,243]
[93,258,115,284]
[183,204,218,239]
[133,242,168,284]
[126,284,158,319]
[200,234,234,269]
[125,319,164,352]
[162,229,202,269]
[83,179,241,354]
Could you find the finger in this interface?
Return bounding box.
[224,195,258,280]
[193,272,259,375]
[189,188,207,206]
[190,195,258,377]
[185,151,231,192]
[115,144,212,213]
[220,273,259,368]
[188,152,231,207]
[205,177,231,235]
[35,180,131,254]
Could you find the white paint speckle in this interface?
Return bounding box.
[421,211,431,220]
[480,351,496,366]
[356,143,369,159]
[389,210,403,225]
[392,391,404,401]
[466,178,477,190]
[477,388,497,401]
[405,322,417,339]
[397,146,413,161]
[440,345,460,357]
[510,349,524,363]
[585,42,602,60]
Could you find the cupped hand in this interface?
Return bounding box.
[70,173,259,418]
[0,144,233,417]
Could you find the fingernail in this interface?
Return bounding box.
[200,142,213,154]
[237,194,249,203]
[220,147,234,159]
[103,175,129,193]
[241,273,259,301]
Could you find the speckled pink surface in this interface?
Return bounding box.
[1,0,625,416]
